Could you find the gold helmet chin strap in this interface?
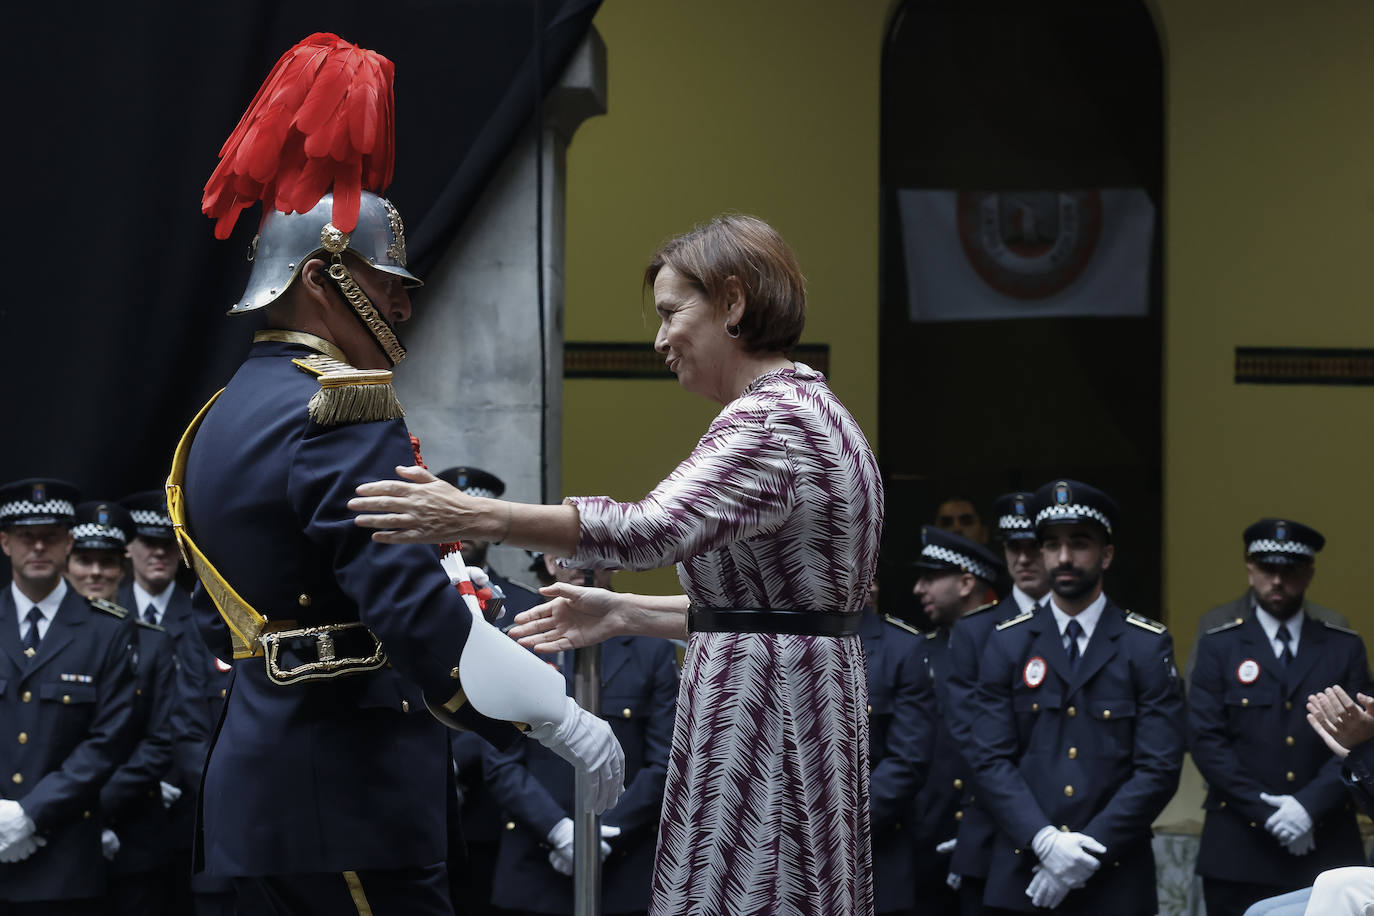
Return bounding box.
[319,224,407,367]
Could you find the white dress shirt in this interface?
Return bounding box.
[1049,591,1108,657]
[12,578,67,643]
[1013,586,1049,615]
[1254,602,1304,660]
[133,581,175,626]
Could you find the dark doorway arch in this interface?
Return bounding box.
[878,0,1164,623]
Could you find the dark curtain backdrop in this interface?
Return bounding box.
[0,0,599,504]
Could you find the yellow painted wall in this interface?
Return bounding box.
[1156,0,1374,661]
[562,0,892,596]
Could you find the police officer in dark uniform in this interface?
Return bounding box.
[859,585,935,916]
[63,502,178,916]
[910,525,1004,916]
[969,480,1185,914]
[944,494,1050,916]
[483,560,677,916]
[1189,519,1369,916]
[175,33,622,915]
[0,479,137,914]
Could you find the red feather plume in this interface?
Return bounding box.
[202,32,396,240]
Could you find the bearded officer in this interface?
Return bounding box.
[969,480,1185,914]
[0,480,137,914]
[943,493,1050,915]
[1189,519,1369,916]
[176,32,623,915]
[910,525,1003,916]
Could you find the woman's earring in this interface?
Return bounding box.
[725,322,741,339]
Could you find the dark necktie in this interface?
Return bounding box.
[23,607,43,652]
[142,605,157,626]
[1277,624,1293,667]
[1065,619,1083,667]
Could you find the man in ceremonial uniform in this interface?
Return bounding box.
[177,33,622,915]
[1189,519,1369,915]
[0,479,137,915]
[943,494,1050,915]
[64,501,178,916]
[969,480,1185,914]
[910,526,1004,916]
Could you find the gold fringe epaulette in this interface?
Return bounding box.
[881,614,921,637]
[1125,611,1167,634]
[292,354,405,426]
[88,597,128,619]
[1205,617,1245,635]
[996,610,1035,631]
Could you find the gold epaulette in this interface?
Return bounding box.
[1125,611,1167,634]
[966,600,1000,617]
[88,597,128,619]
[996,610,1035,631]
[1324,621,1361,637]
[883,614,922,637]
[1206,617,1245,635]
[292,354,404,426]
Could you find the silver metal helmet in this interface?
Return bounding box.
[230,191,422,314]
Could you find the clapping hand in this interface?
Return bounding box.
[1306,685,1374,759]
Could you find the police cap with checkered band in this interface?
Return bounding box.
[992,491,1037,543]
[0,478,80,529]
[914,525,1004,584]
[1244,518,1324,566]
[1030,479,1120,542]
[120,490,175,541]
[71,501,135,551]
[435,467,506,500]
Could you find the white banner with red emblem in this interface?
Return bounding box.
[898,188,1155,322]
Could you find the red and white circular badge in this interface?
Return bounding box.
[1236,658,1260,685]
[1024,656,1047,689]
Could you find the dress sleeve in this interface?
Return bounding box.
[565,411,798,571]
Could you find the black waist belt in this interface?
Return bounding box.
[687,606,861,637]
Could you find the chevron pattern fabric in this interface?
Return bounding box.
[568,364,883,915]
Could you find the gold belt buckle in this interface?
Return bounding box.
[260,622,386,686]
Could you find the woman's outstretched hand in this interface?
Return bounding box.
[509,583,626,654]
[350,465,485,544]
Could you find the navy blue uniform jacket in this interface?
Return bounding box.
[182,339,516,876]
[860,608,934,914]
[0,586,136,902]
[970,599,1185,914]
[484,636,677,915]
[1189,610,1369,887]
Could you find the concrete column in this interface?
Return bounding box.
[396,29,607,579]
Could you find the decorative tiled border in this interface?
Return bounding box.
[1235,347,1374,386]
[565,342,831,379]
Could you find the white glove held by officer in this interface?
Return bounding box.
[528,696,625,814]
[1027,864,1072,909]
[101,829,121,861]
[945,872,962,891]
[1260,793,1313,845]
[160,781,183,808]
[0,801,42,863]
[1032,825,1105,887]
[1282,829,1315,856]
[545,817,620,876]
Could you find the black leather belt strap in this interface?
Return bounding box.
[687,606,862,637]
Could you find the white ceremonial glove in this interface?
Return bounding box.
[1260,793,1313,845]
[1031,825,1105,888]
[1282,829,1315,856]
[545,817,620,876]
[936,837,957,855]
[101,829,121,861]
[160,781,183,808]
[946,872,962,891]
[0,801,43,863]
[1027,864,1072,909]
[528,696,625,814]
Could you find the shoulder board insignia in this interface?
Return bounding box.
[1205,618,1245,635]
[965,601,1000,617]
[996,610,1035,631]
[883,614,922,637]
[1125,611,1167,634]
[292,354,405,426]
[88,596,128,619]
[924,630,939,640]
[1324,621,1360,637]
[135,618,167,632]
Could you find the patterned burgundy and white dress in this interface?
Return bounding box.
[567,364,883,916]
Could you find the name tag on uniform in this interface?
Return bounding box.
[1024,656,1047,689]
[1236,658,1260,685]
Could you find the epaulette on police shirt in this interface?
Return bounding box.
[1125,611,1167,634]
[292,354,405,426]
[965,600,1000,618]
[996,610,1035,631]
[135,618,166,633]
[883,614,922,637]
[88,596,128,619]
[1324,620,1361,637]
[1205,617,1245,636]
